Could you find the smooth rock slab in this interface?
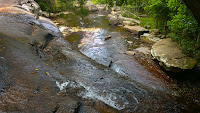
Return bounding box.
[151,38,197,71]
[124,25,149,35]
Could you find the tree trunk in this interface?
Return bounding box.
[182,0,200,26]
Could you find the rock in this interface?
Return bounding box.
[121,17,134,21]
[107,14,113,19]
[123,21,136,26]
[84,1,98,12]
[107,14,123,26]
[140,33,160,43]
[127,41,133,44]
[96,4,106,11]
[111,6,121,11]
[150,29,159,35]
[109,15,119,25]
[123,25,149,35]
[135,47,150,55]
[121,17,140,24]
[160,35,166,39]
[94,101,118,113]
[145,25,150,29]
[126,51,136,56]
[156,34,166,39]
[133,19,141,25]
[151,38,197,71]
[73,1,80,8]
[41,11,50,17]
[0,6,32,15]
[111,11,121,16]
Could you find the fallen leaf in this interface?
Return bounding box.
[46,72,49,75]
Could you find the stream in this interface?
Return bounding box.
[51,12,200,112]
[1,1,200,112]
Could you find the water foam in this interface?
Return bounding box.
[79,83,129,110]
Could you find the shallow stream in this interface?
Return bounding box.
[51,12,200,112]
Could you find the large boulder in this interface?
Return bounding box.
[84,1,98,12]
[109,15,119,25]
[107,14,123,25]
[123,25,149,35]
[151,38,197,71]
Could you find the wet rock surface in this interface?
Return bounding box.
[1,1,200,113]
[151,38,197,71]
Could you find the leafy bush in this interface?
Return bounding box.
[140,17,156,29]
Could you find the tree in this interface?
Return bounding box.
[182,0,200,26]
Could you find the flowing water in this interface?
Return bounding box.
[51,12,200,112]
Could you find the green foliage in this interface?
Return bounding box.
[74,7,88,16]
[140,17,156,29]
[35,0,200,69]
[143,0,200,69]
[167,4,198,36]
[36,0,86,13]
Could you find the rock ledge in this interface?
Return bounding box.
[151,38,197,71]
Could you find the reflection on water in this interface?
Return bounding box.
[53,12,200,112]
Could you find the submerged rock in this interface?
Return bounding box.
[151,38,197,71]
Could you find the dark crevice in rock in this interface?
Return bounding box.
[74,102,82,113]
[29,42,46,59]
[33,86,40,94]
[174,56,187,59]
[52,105,59,113]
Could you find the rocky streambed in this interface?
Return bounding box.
[1,0,200,113]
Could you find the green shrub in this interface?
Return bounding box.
[140,17,156,29]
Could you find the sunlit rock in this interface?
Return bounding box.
[123,21,136,26]
[84,1,98,12]
[140,33,160,43]
[151,38,197,71]
[124,25,149,35]
[125,51,136,56]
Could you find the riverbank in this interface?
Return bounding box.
[1,0,200,112]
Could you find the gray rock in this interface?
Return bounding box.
[140,33,160,43]
[150,29,159,35]
[123,25,149,35]
[84,1,98,12]
[125,51,136,56]
[122,17,140,24]
[123,21,136,26]
[109,15,118,25]
[151,38,197,71]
